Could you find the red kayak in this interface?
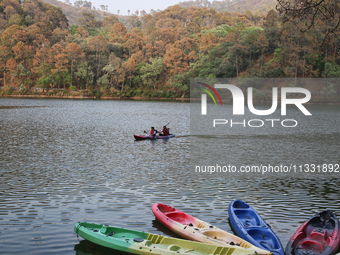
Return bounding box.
[134,134,175,140]
[285,210,340,255]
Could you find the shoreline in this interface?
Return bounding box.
[0,94,191,101]
[0,94,339,105]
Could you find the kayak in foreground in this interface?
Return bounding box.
[134,134,175,140]
[151,203,271,255]
[74,222,258,255]
[228,200,284,255]
[285,210,340,255]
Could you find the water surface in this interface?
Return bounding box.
[0,98,339,254]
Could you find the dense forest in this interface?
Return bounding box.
[0,0,339,99]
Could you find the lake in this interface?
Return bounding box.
[0,98,339,254]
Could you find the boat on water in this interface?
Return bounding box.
[285,210,340,255]
[151,203,271,255]
[74,222,259,255]
[228,200,284,255]
[134,134,175,140]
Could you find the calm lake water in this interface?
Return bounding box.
[0,98,339,255]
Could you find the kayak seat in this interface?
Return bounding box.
[234,210,261,227]
[232,200,250,209]
[298,240,324,253]
[309,229,327,241]
[201,229,232,241]
[165,212,196,225]
[247,229,280,250]
[157,204,175,213]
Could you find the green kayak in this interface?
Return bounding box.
[74,222,258,255]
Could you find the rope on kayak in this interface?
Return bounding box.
[75,222,82,242]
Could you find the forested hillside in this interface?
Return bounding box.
[178,0,277,13]
[0,0,339,99]
[42,0,117,26]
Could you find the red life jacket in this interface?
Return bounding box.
[162,128,169,135]
[150,130,156,136]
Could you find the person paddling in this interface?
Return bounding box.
[150,127,158,137]
[162,126,170,136]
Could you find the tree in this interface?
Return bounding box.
[4,6,16,21]
[277,0,340,53]
[50,43,69,88]
[102,65,114,87]
[140,10,146,16]
[225,27,247,81]
[141,14,155,29]
[89,35,109,78]
[140,57,163,89]
[122,56,137,90]
[33,45,52,89]
[123,32,143,58]
[255,31,269,73]
[78,12,97,30]
[99,5,106,12]
[0,46,11,87]
[102,15,119,27]
[12,41,34,85]
[324,62,340,77]
[6,58,17,86]
[65,42,85,86]
[109,22,127,43]
[163,47,189,78]
[74,62,94,89]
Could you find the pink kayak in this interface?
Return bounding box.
[134,134,175,140]
[151,203,271,255]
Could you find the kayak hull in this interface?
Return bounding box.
[74,222,257,255]
[134,134,175,140]
[151,203,271,255]
[228,200,284,255]
[285,210,340,255]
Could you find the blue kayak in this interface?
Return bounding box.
[228,200,284,255]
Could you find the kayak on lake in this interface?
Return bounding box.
[285,210,340,255]
[74,222,258,255]
[151,203,272,255]
[228,200,284,255]
[134,134,175,140]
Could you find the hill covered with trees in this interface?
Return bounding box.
[178,0,277,14]
[0,0,339,101]
[42,0,118,26]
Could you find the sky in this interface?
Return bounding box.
[86,0,185,15]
